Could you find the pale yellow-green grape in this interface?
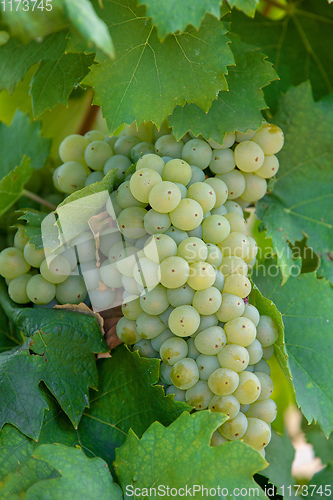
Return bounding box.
[135,312,165,339]
[104,154,131,177]
[235,129,256,142]
[182,138,212,169]
[246,339,263,365]
[155,134,184,159]
[130,141,154,162]
[245,365,254,373]
[52,167,62,191]
[242,417,272,450]
[201,215,230,245]
[196,354,220,381]
[187,182,216,213]
[160,337,188,365]
[245,399,277,424]
[262,345,275,360]
[208,132,235,149]
[116,181,146,209]
[113,135,140,156]
[171,357,199,390]
[223,274,252,298]
[209,394,240,419]
[188,165,206,186]
[217,170,246,200]
[253,359,271,376]
[187,337,200,360]
[175,182,187,198]
[166,385,186,402]
[215,293,245,322]
[129,168,162,203]
[133,257,160,288]
[194,325,226,355]
[56,275,87,304]
[192,287,222,316]
[218,412,248,440]
[0,247,30,279]
[208,367,239,396]
[23,242,45,268]
[256,154,279,179]
[118,207,147,240]
[148,181,182,213]
[27,275,56,305]
[213,270,225,292]
[217,344,250,372]
[100,260,123,288]
[210,430,228,447]
[13,228,29,251]
[136,153,165,176]
[255,372,274,401]
[121,295,143,320]
[84,171,104,187]
[204,178,228,207]
[187,261,216,290]
[170,198,203,231]
[40,255,71,285]
[205,243,223,268]
[211,204,228,216]
[116,317,141,344]
[105,134,120,147]
[143,234,177,263]
[224,201,244,217]
[209,148,235,175]
[144,209,171,235]
[160,361,173,384]
[168,305,200,337]
[234,140,265,172]
[167,283,195,307]
[140,284,169,315]
[243,236,258,264]
[177,237,208,263]
[233,371,261,405]
[219,232,250,259]
[240,173,267,202]
[164,226,188,245]
[159,256,190,288]
[159,306,173,327]
[108,241,130,263]
[56,161,88,193]
[84,130,106,142]
[151,328,174,351]
[185,380,213,409]
[252,123,284,155]
[194,314,219,336]
[242,304,260,327]
[88,288,116,312]
[59,134,90,164]
[8,274,32,304]
[224,317,257,347]
[72,231,96,264]
[223,213,246,233]
[134,339,158,359]
[219,256,248,277]
[162,158,192,185]
[256,316,279,347]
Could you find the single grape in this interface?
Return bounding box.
[187,182,216,213]
[56,161,88,193]
[187,261,216,290]
[256,154,279,178]
[234,140,265,172]
[224,212,246,233]
[209,148,235,175]
[253,359,271,376]
[13,227,29,251]
[104,155,132,177]
[129,168,162,203]
[84,171,104,186]
[133,257,160,289]
[223,274,251,298]
[160,337,188,365]
[136,153,165,176]
[71,231,96,264]
[164,226,189,245]
[168,305,200,337]
[8,273,32,304]
[187,165,205,186]
[211,205,228,216]
[208,367,239,396]
[251,123,284,155]
[148,181,182,213]
[159,256,190,289]
[233,371,261,405]
[144,209,171,234]
[100,260,123,288]
[217,344,250,372]
[219,256,248,277]
[255,371,274,400]
[204,178,228,207]
[140,284,169,315]
[219,232,250,259]
[213,269,225,292]
[244,236,258,263]
[143,234,177,264]
[23,242,45,268]
[26,275,56,305]
[242,304,260,326]
[194,325,226,355]
[155,134,184,158]
[217,170,246,200]
[192,287,222,316]
[240,173,267,202]
[130,141,154,162]
[209,394,240,419]
[116,181,146,209]
[205,243,223,268]
[185,380,213,409]
[121,295,143,320]
[134,339,159,359]
[56,275,87,304]
[40,255,71,284]
[167,283,195,307]
[256,316,279,347]
[116,316,141,344]
[215,292,245,322]
[113,135,140,156]
[262,345,275,360]
[136,312,165,339]
[210,431,228,447]
[151,328,174,351]
[177,237,207,263]
[242,417,272,449]
[245,399,277,424]
[224,201,244,216]
[202,215,230,245]
[182,139,212,170]
[170,357,199,390]
[224,317,257,347]
[0,247,30,279]
[117,207,147,240]
[246,339,263,365]
[59,134,90,164]
[166,385,186,402]
[84,130,106,142]
[196,354,220,381]
[218,412,248,440]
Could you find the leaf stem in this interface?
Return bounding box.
[22,190,56,211]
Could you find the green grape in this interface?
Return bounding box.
[240,404,251,413]
[167,283,195,307]
[118,207,147,239]
[223,274,251,298]
[185,380,213,409]
[151,328,174,351]
[224,213,246,233]
[13,227,28,251]
[116,316,141,344]
[106,191,122,218]
[219,232,250,259]
[168,305,200,337]
[246,339,263,365]
[219,256,248,277]
[84,171,103,186]
[208,367,239,396]
[84,141,113,171]
[252,123,284,155]
[23,242,45,268]
[245,399,277,424]
[122,275,141,295]
[71,231,96,264]
[136,312,165,339]
[133,257,160,289]
[27,275,56,305]
[206,243,222,268]
[89,287,116,311]
[234,140,265,172]
[103,155,131,176]
[253,359,271,376]
[187,337,200,360]
[136,153,165,176]
[144,209,171,234]
[218,412,248,440]
[217,344,250,372]
[244,236,259,263]
[159,256,190,288]
[233,197,251,210]
[113,135,140,156]
[99,229,122,258]
[214,132,235,149]
[196,354,220,381]
[209,148,235,174]
[0,247,30,279]
[245,365,254,373]
[160,337,188,365]
[135,234,150,249]
[217,170,246,200]
[56,275,87,304]
[40,255,71,284]
[242,304,260,326]
[174,182,187,198]
[159,305,174,327]
[100,260,123,288]
[211,205,228,216]
[164,226,188,245]
[59,134,89,164]
[162,159,192,185]
[210,431,228,447]
[143,234,177,263]
[187,182,216,213]
[233,371,261,404]
[181,139,212,169]
[215,292,245,322]
[209,394,240,419]
[130,141,154,162]
[187,262,216,290]
[262,345,275,360]
[235,129,256,142]
[256,316,279,347]
[129,168,162,203]
[140,284,169,315]
[155,134,184,158]
[108,240,130,263]
[192,287,222,316]
[255,372,273,400]
[8,273,32,304]
[213,270,225,292]
[104,135,118,148]
[201,215,230,245]
[166,385,186,402]
[148,181,182,213]
[204,178,228,207]
[194,325,226,355]
[224,317,256,347]
[170,357,199,390]
[57,246,77,271]
[84,130,106,142]
[122,295,143,320]
[240,173,267,202]
[134,339,159,359]
[188,165,205,186]
[256,154,279,179]
[177,237,207,263]
[224,201,244,217]
[242,417,271,449]
[116,181,146,209]
[194,314,219,336]
[187,225,202,239]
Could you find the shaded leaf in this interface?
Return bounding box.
[302,422,333,466]
[304,465,333,500]
[0,305,21,353]
[0,156,32,218]
[17,209,49,251]
[228,0,259,17]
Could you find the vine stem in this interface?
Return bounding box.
[22,190,56,211]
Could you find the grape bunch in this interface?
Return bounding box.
[0,120,284,455]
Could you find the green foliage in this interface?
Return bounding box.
[302,422,333,466]
[17,209,49,250]
[228,0,259,17]
[0,156,32,218]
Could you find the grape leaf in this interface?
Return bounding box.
[230,0,333,109]
[228,0,259,17]
[16,209,49,251]
[253,262,333,437]
[137,0,223,39]
[307,465,333,500]
[84,0,234,132]
[38,346,190,469]
[0,305,22,353]
[169,35,278,143]
[0,156,32,218]
[114,411,268,498]
[302,423,333,466]
[0,279,108,439]
[256,82,333,285]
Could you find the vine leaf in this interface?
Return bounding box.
[137,0,223,39]
[253,262,333,437]
[231,0,333,109]
[114,411,268,498]
[302,422,333,466]
[169,35,278,143]
[307,465,333,500]
[256,82,333,285]
[0,280,108,440]
[16,209,49,251]
[0,156,32,218]
[228,0,259,17]
[84,0,234,133]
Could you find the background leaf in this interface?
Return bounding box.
[0,157,32,218]
[228,0,259,17]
